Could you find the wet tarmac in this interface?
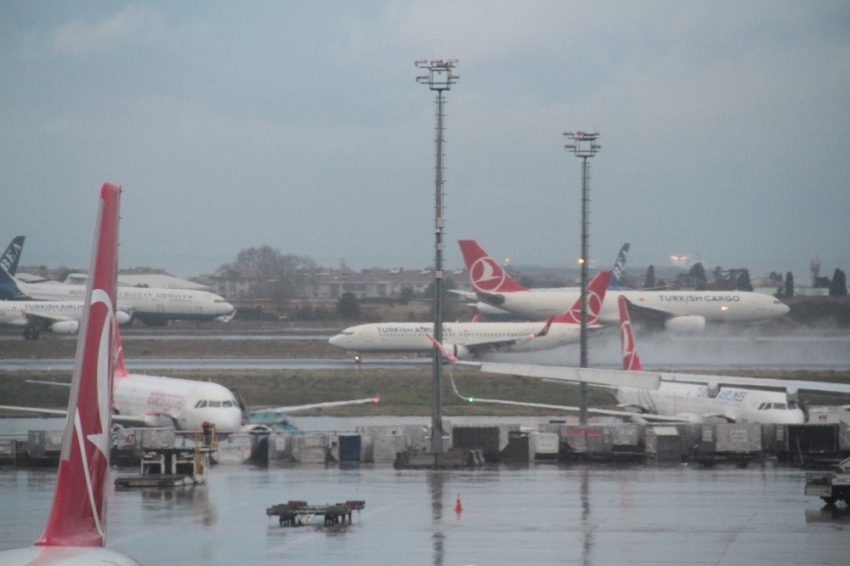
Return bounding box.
[1,461,847,565]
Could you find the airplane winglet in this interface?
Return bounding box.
[425,332,458,363]
[618,295,643,371]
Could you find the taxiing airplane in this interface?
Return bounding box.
[0,183,143,565]
[329,270,611,360]
[0,299,131,339]
[0,239,235,326]
[458,239,789,331]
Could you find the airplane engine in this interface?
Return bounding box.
[673,412,704,423]
[473,302,512,316]
[706,381,720,398]
[116,309,133,326]
[443,343,471,360]
[664,315,706,333]
[50,320,80,334]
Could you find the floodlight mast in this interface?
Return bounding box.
[564,131,601,425]
[416,59,459,453]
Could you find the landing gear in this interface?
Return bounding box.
[23,328,41,340]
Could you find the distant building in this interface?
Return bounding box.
[202,267,470,300]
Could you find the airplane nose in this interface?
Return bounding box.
[329,334,343,347]
[779,303,790,315]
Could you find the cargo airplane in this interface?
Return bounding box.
[458,239,790,331]
[0,237,236,326]
[329,270,611,360]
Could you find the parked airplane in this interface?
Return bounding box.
[0,299,131,339]
[0,183,143,565]
[0,260,236,326]
[458,239,789,330]
[329,270,611,360]
[463,295,850,424]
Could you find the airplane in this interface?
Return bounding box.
[329,270,611,360]
[0,183,143,565]
[0,260,236,326]
[460,295,850,424]
[0,299,132,339]
[458,239,790,331]
[4,323,381,434]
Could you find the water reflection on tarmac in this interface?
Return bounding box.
[1,463,847,565]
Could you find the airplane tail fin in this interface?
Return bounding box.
[0,263,28,300]
[618,295,643,371]
[36,183,121,548]
[551,270,611,324]
[609,243,629,289]
[458,240,528,293]
[0,236,25,276]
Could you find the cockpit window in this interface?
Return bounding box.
[758,403,767,410]
[788,401,799,409]
[773,403,786,410]
[195,400,208,408]
[222,400,233,408]
[209,401,221,408]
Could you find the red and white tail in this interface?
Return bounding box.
[618,295,643,371]
[551,270,611,325]
[425,333,458,364]
[458,240,528,293]
[36,183,121,548]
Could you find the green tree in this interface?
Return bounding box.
[687,263,707,290]
[830,268,847,296]
[784,272,794,298]
[644,265,655,289]
[736,269,753,292]
[336,292,361,319]
[814,276,831,288]
[218,246,316,299]
[399,286,415,305]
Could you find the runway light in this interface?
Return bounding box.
[578,258,585,264]
[468,397,474,403]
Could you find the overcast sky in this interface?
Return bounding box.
[2,1,848,283]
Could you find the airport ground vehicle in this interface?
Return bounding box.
[805,457,850,506]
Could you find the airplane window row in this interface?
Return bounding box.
[193,400,236,408]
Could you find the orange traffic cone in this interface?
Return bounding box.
[454,493,463,513]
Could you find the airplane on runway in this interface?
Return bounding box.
[329,270,611,360]
[0,299,132,339]
[0,258,236,326]
[458,239,789,330]
[0,183,143,565]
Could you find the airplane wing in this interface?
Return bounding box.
[478,362,662,390]
[656,371,850,398]
[251,396,380,415]
[0,404,150,426]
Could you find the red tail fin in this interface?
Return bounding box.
[37,183,121,548]
[458,240,528,293]
[618,295,643,371]
[551,270,611,324]
[425,333,458,364]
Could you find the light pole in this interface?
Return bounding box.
[564,131,600,425]
[416,59,459,452]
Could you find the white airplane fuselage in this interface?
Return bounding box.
[114,374,243,433]
[616,381,805,424]
[482,289,789,324]
[11,279,235,324]
[0,300,130,333]
[330,321,586,358]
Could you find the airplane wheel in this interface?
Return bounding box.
[822,496,838,506]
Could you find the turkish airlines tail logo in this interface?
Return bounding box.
[618,295,643,371]
[458,240,528,293]
[552,270,611,325]
[37,183,120,549]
